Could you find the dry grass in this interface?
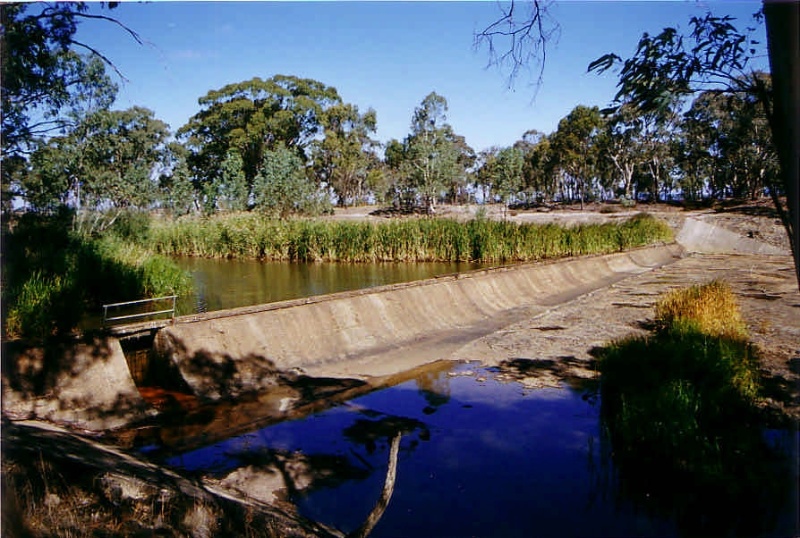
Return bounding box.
[0,451,330,538]
[655,280,748,340]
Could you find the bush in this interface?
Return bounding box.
[594,280,775,535]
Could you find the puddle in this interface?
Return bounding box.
[136,362,797,537]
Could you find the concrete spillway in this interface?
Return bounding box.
[154,244,684,400]
[5,214,789,429]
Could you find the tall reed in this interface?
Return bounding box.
[147,212,673,263]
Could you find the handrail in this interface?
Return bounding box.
[103,295,177,326]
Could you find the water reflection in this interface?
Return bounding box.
[172,258,488,314]
[136,363,796,537]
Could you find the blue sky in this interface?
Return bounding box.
[80,1,768,153]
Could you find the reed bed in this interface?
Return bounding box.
[147,212,673,263]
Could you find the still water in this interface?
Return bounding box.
[142,363,798,538]
[173,258,489,314]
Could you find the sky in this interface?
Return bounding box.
[79,1,769,154]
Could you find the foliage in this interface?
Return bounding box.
[0,2,140,211]
[215,148,249,211]
[2,212,191,340]
[253,145,329,218]
[312,103,380,207]
[147,211,672,263]
[588,6,798,286]
[677,78,779,200]
[21,106,171,211]
[157,142,196,216]
[388,92,473,212]
[549,105,604,207]
[178,75,342,199]
[594,280,787,535]
[494,147,525,209]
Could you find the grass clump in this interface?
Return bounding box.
[147,211,673,263]
[595,280,789,536]
[654,279,748,339]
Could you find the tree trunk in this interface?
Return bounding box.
[763,1,800,289]
[348,434,401,538]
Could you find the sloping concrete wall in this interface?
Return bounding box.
[154,244,683,400]
[2,337,149,431]
[676,216,788,255]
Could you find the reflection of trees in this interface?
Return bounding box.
[344,416,429,454]
[220,447,370,501]
[599,420,792,537]
[415,370,451,413]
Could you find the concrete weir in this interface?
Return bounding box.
[154,243,684,401]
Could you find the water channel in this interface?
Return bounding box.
[172,257,491,314]
[135,258,799,536]
[131,361,797,537]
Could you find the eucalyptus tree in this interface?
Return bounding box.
[444,131,476,205]
[1,2,138,209]
[478,0,799,286]
[158,142,196,216]
[595,103,643,200]
[549,105,604,207]
[217,149,249,211]
[493,146,526,212]
[78,106,171,210]
[678,79,777,200]
[515,130,554,203]
[22,106,170,212]
[398,92,470,213]
[253,144,328,218]
[638,106,681,202]
[179,75,342,204]
[311,103,379,207]
[588,6,798,281]
[382,138,415,208]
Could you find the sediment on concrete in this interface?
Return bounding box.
[154,243,684,399]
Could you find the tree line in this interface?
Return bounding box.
[1,3,783,221]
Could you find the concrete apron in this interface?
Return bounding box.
[153,243,685,402]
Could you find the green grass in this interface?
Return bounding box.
[593,280,788,534]
[2,212,192,340]
[146,211,673,263]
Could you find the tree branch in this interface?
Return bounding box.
[474,0,559,91]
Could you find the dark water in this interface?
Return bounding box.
[144,363,798,538]
[173,258,489,314]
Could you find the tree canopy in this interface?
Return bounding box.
[178,75,343,198]
[0,3,137,192]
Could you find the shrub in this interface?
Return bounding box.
[3,214,192,340]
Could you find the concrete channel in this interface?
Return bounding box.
[2,216,784,430]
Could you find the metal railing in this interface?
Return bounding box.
[103,295,177,326]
